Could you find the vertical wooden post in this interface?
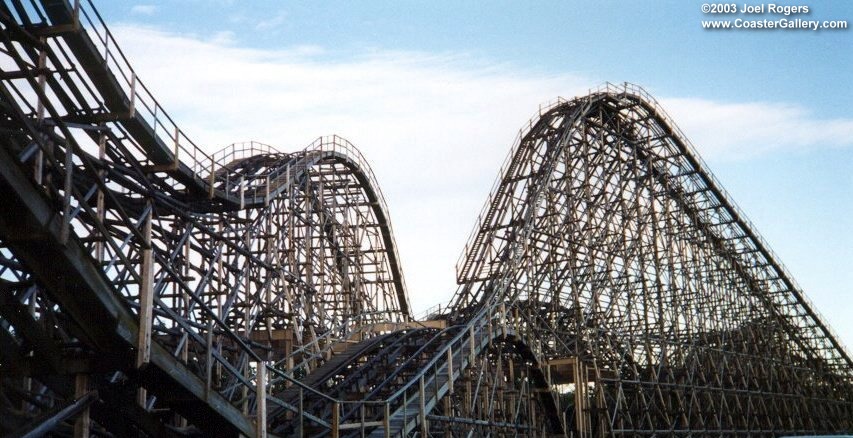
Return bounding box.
[331,402,340,438]
[469,325,475,365]
[60,144,73,244]
[136,205,153,407]
[298,387,304,438]
[178,282,188,429]
[487,311,493,346]
[180,289,189,369]
[205,320,213,399]
[546,363,552,387]
[95,133,106,262]
[239,176,245,209]
[583,362,590,438]
[573,359,586,438]
[23,293,36,411]
[465,381,472,417]
[443,397,452,438]
[172,126,180,164]
[500,303,507,338]
[419,375,427,437]
[265,175,270,206]
[402,392,408,431]
[128,72,137,118]
[529,387,537,438]
[286,355,295,387]
[73,374,90,438]
[34,38,47,185]
[208,162,215,198]
[35,39,47,123]
[383,402,390,438]
[514,308,520,335]
[446,346,454,394]
[256,364,267,438]
[242,250,251,415]
[71,0,80,28]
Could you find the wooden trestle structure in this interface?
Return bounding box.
[0,0,851,436]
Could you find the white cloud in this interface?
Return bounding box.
[107,24,853,314]
[209,30,237,46]
[662,98,853,161]
[255,12,286,31]
[130,5,158,16]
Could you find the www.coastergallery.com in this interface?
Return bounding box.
[702,18,848,30]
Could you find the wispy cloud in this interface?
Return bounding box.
[130,5,158,16]
[255,12,286,31]
[209,30,237,46]
[662,98,853,160]
[108,24,853,313]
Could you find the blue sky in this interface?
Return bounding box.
[93,1,853,348]
[102,0,853,114]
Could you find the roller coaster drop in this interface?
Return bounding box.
[0,1,851,437]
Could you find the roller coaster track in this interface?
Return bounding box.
[0,0,851,437]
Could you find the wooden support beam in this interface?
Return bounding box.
[383,402,390,438]
[331,402,340,438]
[136,206,154,407]
[298,388,304,437]
[10,391,98,438]
[419,375,427,436]
[256,364,267,438]
[208,163,216,198]
[74,374,90,438]
[59,145,73,244]
[94,133,106,262]
[128,73,137,118]
[469,325,475,365]
[447,346,454,395]
[205,320,214,398]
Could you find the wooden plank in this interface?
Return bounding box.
[74,374,90,438]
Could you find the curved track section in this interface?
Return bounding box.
[266,312,563,438]
[450,83,853,435]
[0,1,408,435]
